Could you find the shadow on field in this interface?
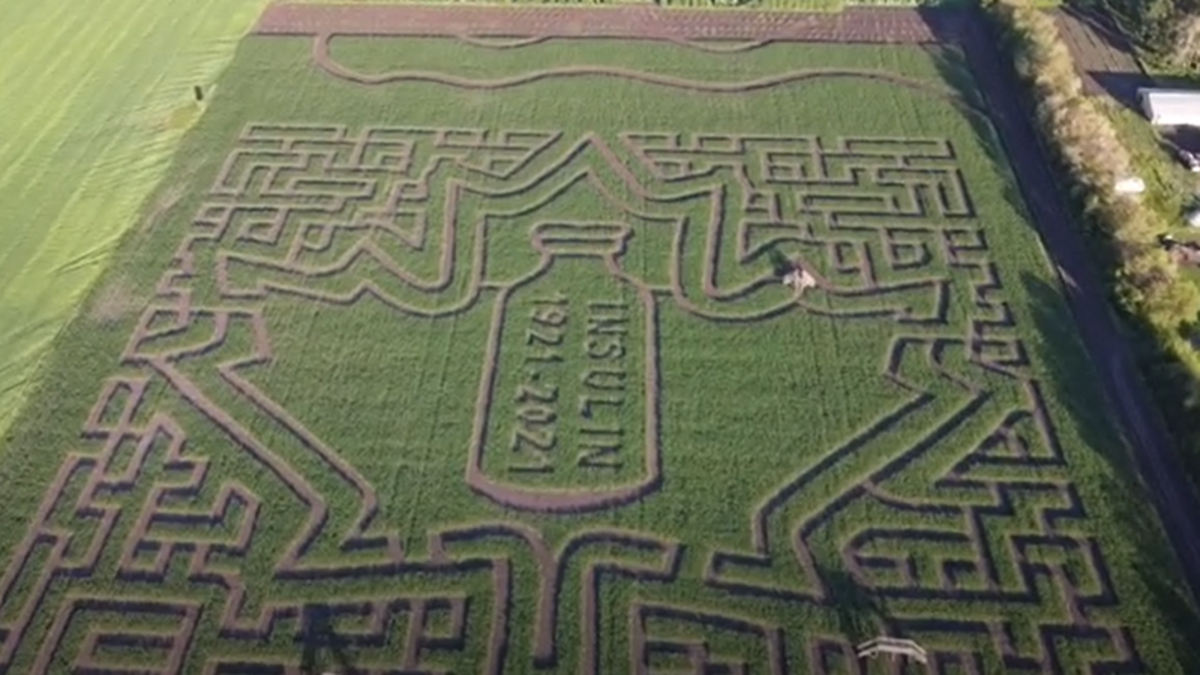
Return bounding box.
[1160,124,1200,155]
[1088,71,1152,112]
[819,563,890,644]
[766,245,793,278]
[1021,272,1200,670]
[1103,470,1200,673]
[300,604,358,675]
[915,6,970,46]
[925,45,1029,222]
[1020,273,1133,470]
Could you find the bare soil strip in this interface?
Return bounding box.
[255,3,964,43]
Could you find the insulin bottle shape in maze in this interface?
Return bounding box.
[467,222,662,512]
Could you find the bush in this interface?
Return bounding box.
[1169,12,1200,68]
[1084,0,1200,63]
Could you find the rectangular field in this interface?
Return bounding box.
[0,5,1195,674]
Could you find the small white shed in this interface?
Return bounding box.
[1138,88,1200,126]
[1114,176,1146,195]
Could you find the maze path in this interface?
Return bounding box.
[0,13,1163,666]
[311,46,975,100]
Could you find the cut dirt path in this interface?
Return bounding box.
[255,3,964,43]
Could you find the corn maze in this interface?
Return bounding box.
[0,3,1191,674]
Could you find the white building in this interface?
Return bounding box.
[1138,88,1200,126]
[1114,176,1146,195]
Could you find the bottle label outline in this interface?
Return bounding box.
[466,222,662,513]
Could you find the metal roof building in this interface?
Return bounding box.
[1138,88,1200,126]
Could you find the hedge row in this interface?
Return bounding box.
[990,0,1200,484]
[680,0,1064,7]
[487,0,1063,10]
[1079,0,1190,63]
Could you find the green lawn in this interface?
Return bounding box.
[0,28,1196,674]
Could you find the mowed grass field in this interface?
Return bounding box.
[0,0,280,444]
[0,0,447,457]
[1,26,1198,674]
